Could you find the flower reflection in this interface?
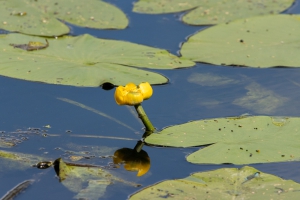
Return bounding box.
[113,142,150,176]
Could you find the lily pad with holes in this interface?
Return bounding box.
[145,116,300,164]
[133,0,294,25]
[181,14,300,68]
[0,0,128,36]
[130,166,300,200]
[53,158,140,200]
[0,33,194,86]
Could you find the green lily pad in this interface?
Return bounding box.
[0,33,194,86]
[130,166,300,199]
[181,14,300,68]
[0,0,128,36]
[145,116,300,164]
[133,0,294,25]
[54,158,139,200]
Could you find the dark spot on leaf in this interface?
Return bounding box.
[281,155,285,157]
[250,153,252,157]
[240,147,243,150]
[256,150,260,153]
[240,39,244,43]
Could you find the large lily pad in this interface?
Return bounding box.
[181,14,300,68]
[54,158,139,200]
[0,0,128,36]
[133,0,294,25]
[0,33,194,86]
[130,166,300,199]
[145,116,300,164]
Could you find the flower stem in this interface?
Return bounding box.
[134,104,155,133]
[133,140,144,153]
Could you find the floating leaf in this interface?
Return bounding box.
[133,0,294,25]
[181,14,300,68]
[145,116,300,164]
[53,158,139,200]
[0,33,194,86]
[130,166,300,199]
[0,0,128,36]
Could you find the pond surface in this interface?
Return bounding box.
[1,0,300,199]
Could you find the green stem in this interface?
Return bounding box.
[133,140,144,153]
[134,104,155,133]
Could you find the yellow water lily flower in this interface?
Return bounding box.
[114,82,153,106]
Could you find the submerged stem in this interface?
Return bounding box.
[134,104,155,133]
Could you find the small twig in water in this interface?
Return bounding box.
[1,179,34,200]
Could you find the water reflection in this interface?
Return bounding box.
[113,140,150,176]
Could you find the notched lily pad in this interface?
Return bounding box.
[133,0,294,25]
[53,158,140,200]
[181,15,300,68]
[130,166,300,199]
[145,116,300,164]
[0,33,194,87]
[0,0,128,36]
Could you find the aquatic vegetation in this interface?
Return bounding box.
[0,33,194,87]
[114,82,153,106]
[0,0,129,36]
[181,15,300,68]
[115,82,155,133]
[130,166,300,199]
[133,0,294,25]
[145,116,300,164]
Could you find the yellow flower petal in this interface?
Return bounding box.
[125,91,143,105]
[114,82,153,106]
[139,82,153,100]
[125,82,137,91]
[114,86,126,105]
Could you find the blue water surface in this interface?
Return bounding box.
[0,0,300,199]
